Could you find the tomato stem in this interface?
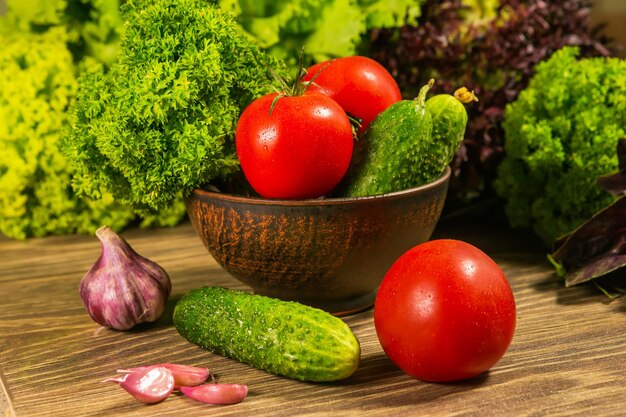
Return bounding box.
[266,49,335,116]
[266,52,304,115]
[269,93,286,116]
[347,113,362,139]
[292,47,308,96]
[301,60,333,95]
[266,49,310,98]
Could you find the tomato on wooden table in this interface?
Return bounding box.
[235,92,353,199]
[374,239,517,382]
[303,56,401,135]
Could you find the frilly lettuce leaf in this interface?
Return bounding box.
[304,0,364,62]
[216,0,423,64]
[359,0,421,28]
[0,29,138,239]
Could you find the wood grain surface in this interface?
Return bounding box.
[1,215,625,417]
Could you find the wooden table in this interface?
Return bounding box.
[1,214,625,416]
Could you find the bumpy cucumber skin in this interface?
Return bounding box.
[173,287,361,382]
[340,90,468,198]
[342,99,434,197]
[425,94,468,177]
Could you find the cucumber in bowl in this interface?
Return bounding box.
[341,80,474,198]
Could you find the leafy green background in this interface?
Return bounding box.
[0,0,423,239]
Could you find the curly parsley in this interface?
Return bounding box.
[63,0,284,214]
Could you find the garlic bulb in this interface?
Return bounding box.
[79,226,171,330]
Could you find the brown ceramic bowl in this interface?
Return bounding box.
[186,167,450,316]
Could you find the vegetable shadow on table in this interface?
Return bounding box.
[531,271,626,312]
[336,353,490,406]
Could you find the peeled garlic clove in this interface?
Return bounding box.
[103,366,174,404]
[117,363,211,387]
[179,383,248,405]
[79,225,171,330]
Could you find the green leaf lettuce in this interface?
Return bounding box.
[63,0,284,214]
[495,47,626,245]
[217,0,422,64]
[0,29,136,239]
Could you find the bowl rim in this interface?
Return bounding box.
[190,166,450,207]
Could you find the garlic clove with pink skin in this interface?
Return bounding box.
[117,364,211,387]
[102,366,175,404]
[179,383,248,405]
[79,225,171,330]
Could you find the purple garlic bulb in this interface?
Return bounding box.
[79,226,172,330]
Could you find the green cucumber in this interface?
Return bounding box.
[341,80,434,197]
[173,286,361,382]
[341,81,471,197]
[424,92,469,178]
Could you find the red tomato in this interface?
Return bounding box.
[374,239,516,382]
[235,92,353,199]
[302,56,401,135]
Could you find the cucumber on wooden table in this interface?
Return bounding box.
[173,286,361,382]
